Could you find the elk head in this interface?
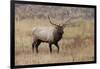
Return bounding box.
[48,15,64,35]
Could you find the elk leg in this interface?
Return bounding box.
[55,43,59,53]
[49,43,52,53]
[32,42,35,52]
[36,40,41,53]
[32,37,37,53]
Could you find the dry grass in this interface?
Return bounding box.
[15,18,95,65]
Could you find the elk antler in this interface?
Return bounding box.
[62,15,82,27]
[48,15,60,26]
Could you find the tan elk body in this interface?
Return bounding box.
[32,27,56,42]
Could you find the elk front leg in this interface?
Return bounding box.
[55,42,59,53]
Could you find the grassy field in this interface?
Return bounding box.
[15,18,94,65]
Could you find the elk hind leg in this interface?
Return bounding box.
[32,41,36,53]
[35,40,41,53]
[32,36,37,53]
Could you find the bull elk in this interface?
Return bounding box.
[32,15,81,53]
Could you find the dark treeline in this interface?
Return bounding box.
[15,4,94,21]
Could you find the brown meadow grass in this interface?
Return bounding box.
[15,18,94,65]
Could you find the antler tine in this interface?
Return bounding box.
[62,15,82,27]
[66,16,72,23]
[48,15,58,26]
[62,16,72,27]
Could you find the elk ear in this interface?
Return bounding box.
[62,24,66,29]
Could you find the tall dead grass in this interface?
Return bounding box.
[15,18,95,65]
